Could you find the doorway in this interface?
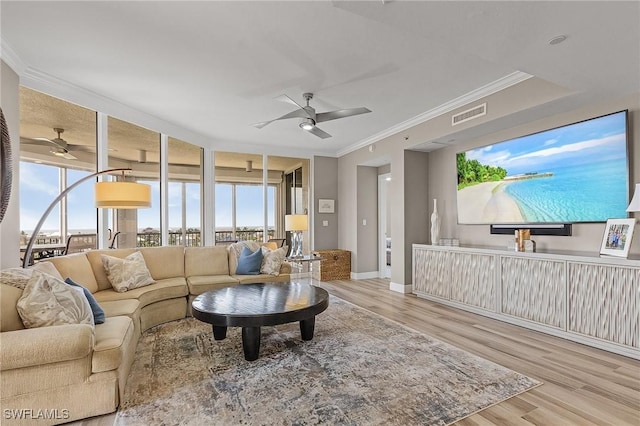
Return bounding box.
[378,173,391,278]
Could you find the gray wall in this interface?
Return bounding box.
[356,166,378,273]
[0,60,21,268]
[313,156,339,250]
[403,151,430,281]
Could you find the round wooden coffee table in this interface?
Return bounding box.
[191,282,329,361]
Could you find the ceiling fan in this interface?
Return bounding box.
[253,93,371,139]
[21,128,89,160]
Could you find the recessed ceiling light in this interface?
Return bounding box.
[548,35,568,45]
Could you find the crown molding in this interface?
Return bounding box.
[336,71,533,157]
[0,39,26,75]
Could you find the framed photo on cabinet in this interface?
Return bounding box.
[600,218,635,258]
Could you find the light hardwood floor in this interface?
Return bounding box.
[72,278,639,425]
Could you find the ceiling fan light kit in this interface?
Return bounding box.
[254,92,371,139]
[299,118,315,131]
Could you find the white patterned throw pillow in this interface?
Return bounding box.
[260,246,287,276]
[17,271,94,329]
[1,262,63,290]
[101,251,155,293]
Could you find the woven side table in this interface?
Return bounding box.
[311,249,351,281]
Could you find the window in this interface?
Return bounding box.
[214,182,275,242]
[167,137,202,246]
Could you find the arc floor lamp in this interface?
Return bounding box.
[22,167,151,268]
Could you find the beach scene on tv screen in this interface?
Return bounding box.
[457,111,628,224]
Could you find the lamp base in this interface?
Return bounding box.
[290,231,303,258]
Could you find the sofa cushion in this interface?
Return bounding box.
[65,278,106,324]
[1,284,25,332]
[184,246,230,276]
[101,251,156,292]
[99,299,142,339]
[0,323,93,371]
[99,299,141,319]
[139,246,185,279]
[45,253,99,293]
[236,246,263,275]
[93,277,188,308]
[17,271,94,329]
[233,273,291,284]
[187,275,239,296]
[92,315,135,373]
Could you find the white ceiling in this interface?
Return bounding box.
[2,1,639,157]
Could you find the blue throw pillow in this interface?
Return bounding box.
[65,277,106,324]
[236,246,263,275]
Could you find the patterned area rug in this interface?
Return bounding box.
[116,296,540,425]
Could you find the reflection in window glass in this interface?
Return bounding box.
[168,181,202,246]
[108,117,159,248]
[67,169,96,235]
[267,186,275,236]
[236,185,263,229]
[215,183,233,242]
[168,137,202,246]
[137,180,160,246]
[19,162,60,241]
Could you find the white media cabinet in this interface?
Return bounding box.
[412,244,639,360]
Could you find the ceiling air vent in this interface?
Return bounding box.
[451,103,487,126]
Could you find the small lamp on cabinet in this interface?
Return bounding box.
[285,214,308,258]
[627,183,640,213]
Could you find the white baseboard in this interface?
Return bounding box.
[389,281,412,293]
[350,271,380,280]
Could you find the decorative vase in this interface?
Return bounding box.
[430,199,440,245]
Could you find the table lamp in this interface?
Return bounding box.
[285,214,308,258]
[627,183,640,213]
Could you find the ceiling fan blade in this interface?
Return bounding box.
[253,108,310,129]
[316,107,372,123]
[306,126,332,139]
[253,120,275,129]
[67,144,96,153]
[21,136,62,148]
[61,152,78,160]
[275,94,306,111]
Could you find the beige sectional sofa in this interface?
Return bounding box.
[0,245,291,425]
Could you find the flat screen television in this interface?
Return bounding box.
[456,110,629,225]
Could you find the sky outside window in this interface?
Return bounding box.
[20,162,60,234]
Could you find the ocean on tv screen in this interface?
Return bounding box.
[456,111,629,225]
[504,160,627,223]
